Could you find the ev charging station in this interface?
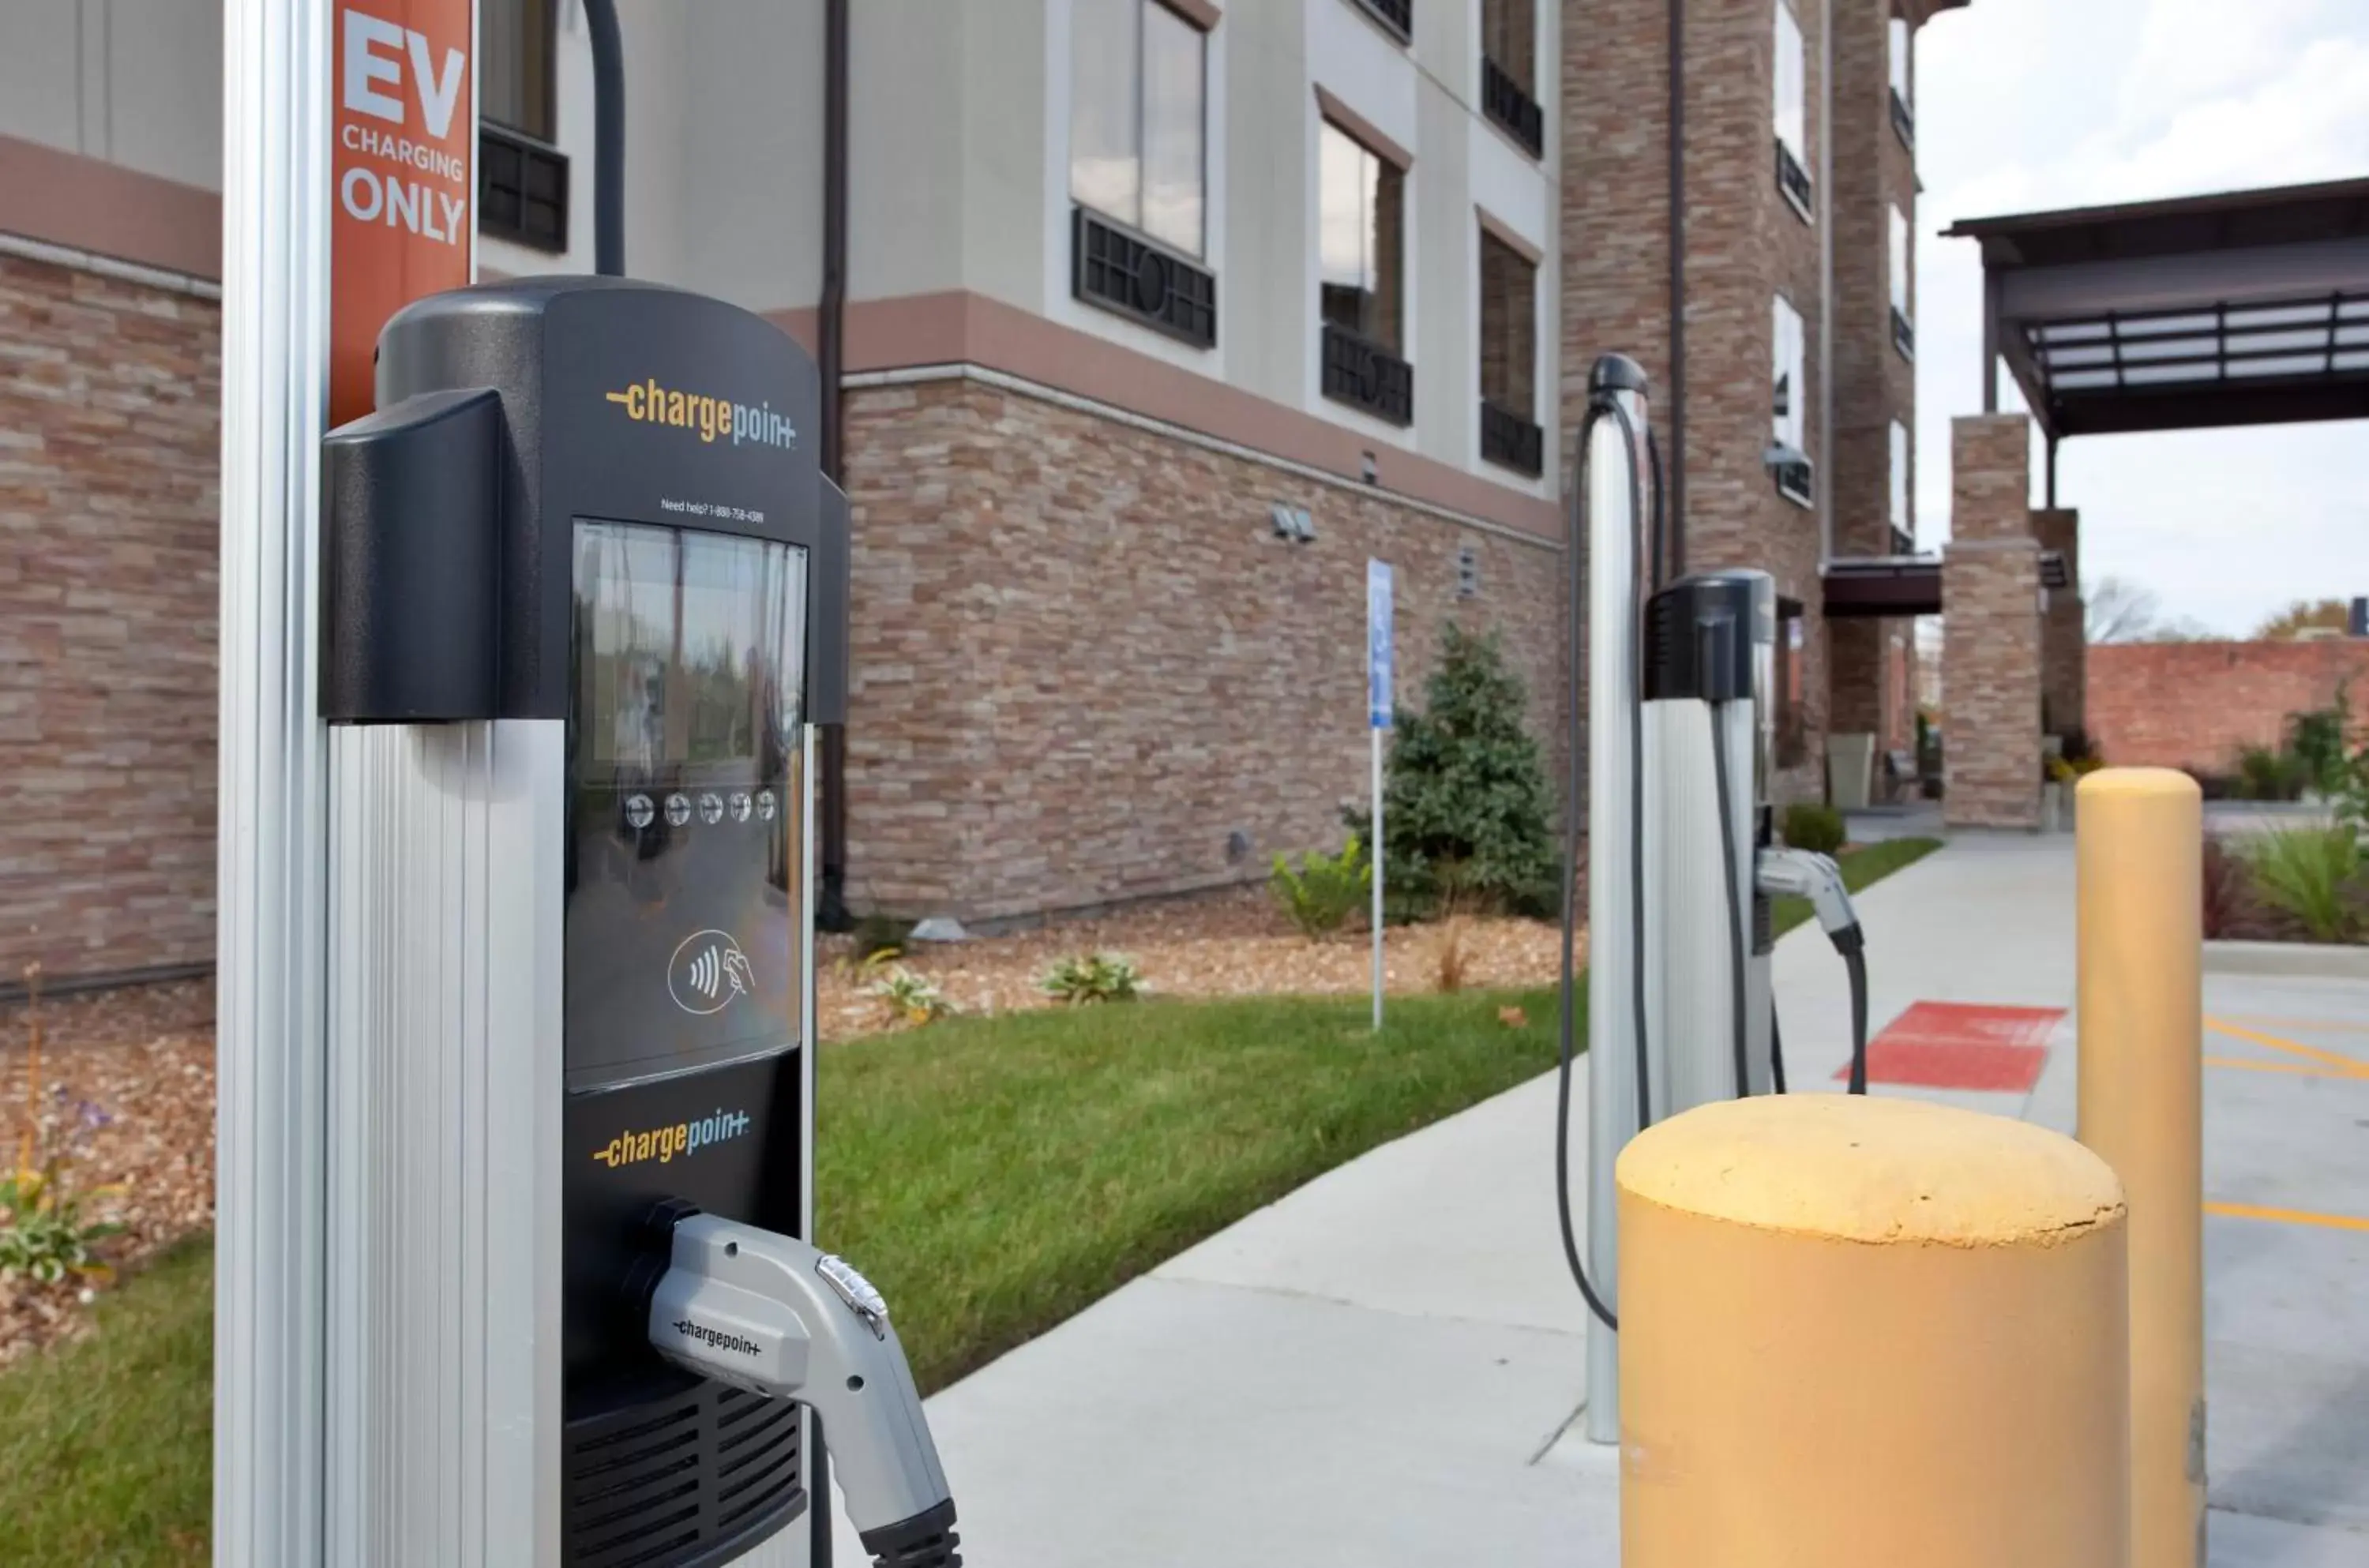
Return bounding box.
[301,276,959,1566]
[1558,355,1872,1444]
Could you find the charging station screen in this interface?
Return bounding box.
[566,520,809,1090]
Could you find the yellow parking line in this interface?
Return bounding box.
[2204,1054,2369,1081]
[2221,1013,2369,1037]
[2206,1201,2369,1235]
[2204,1017,2369,1078]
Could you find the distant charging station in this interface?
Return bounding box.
[310,276,958,1567]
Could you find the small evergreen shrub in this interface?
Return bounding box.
[1781,804,1846,856]
[2242,827,2364,943]
[1344,624,1558,919]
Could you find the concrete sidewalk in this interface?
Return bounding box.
[833,835,2369,1566]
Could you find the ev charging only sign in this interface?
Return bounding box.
[331,0,475,426]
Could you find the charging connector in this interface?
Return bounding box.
[1755,848,1872,1093]
[645,1211,961,1568]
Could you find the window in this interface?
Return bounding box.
[1773,0,1811,219]
[1477,227,1541,475]
[1320,122,1405,354]
[1889,203,1914,359]
[1319,120,1412,423]
[1481,0,1544,157]
[482,0,556,142]
[1770,293,1811,505]
[1888,13,1914,148]
[1355,0,1415,43]
[1774,601,1808,767]
[1072,0,1207,258]
[1889,419,1911,546]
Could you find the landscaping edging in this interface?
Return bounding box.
[2202,940,2369,981]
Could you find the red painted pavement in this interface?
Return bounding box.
[1838,1001,2061,1093]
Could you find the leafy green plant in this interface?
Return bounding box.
[1038,952,1143,1004]
[867,964,955,1026]
[2287,686,2352,797]
[2241,826,2364,943]
[1781,804,1846,856]
[1344,623,1558,919]
[1,1158,126,1288]
[1269,837,1370,939]
[2234,745,2310,802]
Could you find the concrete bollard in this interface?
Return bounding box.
[1616,1095,2131,1568]
[2077,767,2206,1567]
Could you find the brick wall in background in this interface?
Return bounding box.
[2088,640,2369,775]
[0,254,222,984]
[839,377,1564,921]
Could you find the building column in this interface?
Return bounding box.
[2033,508,2086,745]
[1944,415,2042,830]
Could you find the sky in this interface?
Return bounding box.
[1914,0,2369,636]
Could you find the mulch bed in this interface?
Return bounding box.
[1,890,1579,1364]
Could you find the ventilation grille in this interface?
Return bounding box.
[565,1382,802,1568]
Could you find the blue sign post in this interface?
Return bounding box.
[1367,561,1393,1030]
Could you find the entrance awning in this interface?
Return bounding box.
[1946,178,2369,440]
[1823,550,2067,620]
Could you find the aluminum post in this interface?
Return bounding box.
[1582,370,1655,1445]
[216,0,336,1561]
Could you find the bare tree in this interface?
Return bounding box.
[2085,576,2212,644]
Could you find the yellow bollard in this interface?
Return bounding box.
[1617,1095,2131,1568]
[2077,767,2206,1568]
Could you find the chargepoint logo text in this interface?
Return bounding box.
[606,379,800,449]
[591,1107,753,1170]
[673,1319,763,1359]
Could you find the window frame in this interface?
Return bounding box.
[1316,114,1414,426]
[1068,0,1211,261]
[1770,291,1812,507]
[480,0,558,144]
[1889,418,1911,544]
[1773,0,1812,223]
[1888,11,1915,150]
[1889,202,1915,361]
[1477,222,1542,476]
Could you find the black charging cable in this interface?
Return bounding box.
[1555,390,1653,1334]
[1706,676,1752,1103]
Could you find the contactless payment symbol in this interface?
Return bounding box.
[669,929,754,1015]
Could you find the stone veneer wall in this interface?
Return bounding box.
[0,253,222,983]
[1943,415,2040,829]
[837,376,1565,922]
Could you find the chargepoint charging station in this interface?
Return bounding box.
[1556,356,1872,1443]
[317,276,957,1567]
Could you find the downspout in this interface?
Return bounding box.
[1668,0,1688,572]
[1818,0,1833,565]
[583,0,625,276]
[817,0,853,934]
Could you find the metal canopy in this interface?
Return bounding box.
[1823,550,2067,620]
[1947,178,2369,439]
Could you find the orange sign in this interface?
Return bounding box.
[330,1,475,428]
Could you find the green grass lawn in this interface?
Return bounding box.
[0,837,1937,1562]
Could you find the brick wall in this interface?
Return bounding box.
[1943,538,2042,828]
[0,254,221,984]
[2032,507,2086,740]
[2089,640,2369,774]
[1560,0,1829,802]
[839,377,1565,921]
[1829,0,1917,561]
